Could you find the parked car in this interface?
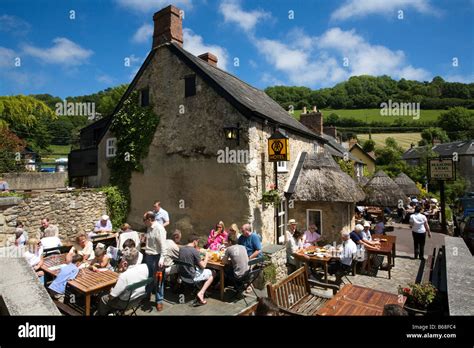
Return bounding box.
[459,213,474,254]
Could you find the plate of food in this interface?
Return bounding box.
[380,238,387,242]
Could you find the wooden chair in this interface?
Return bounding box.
[266,264,339,316]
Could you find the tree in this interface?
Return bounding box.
[438,107,474,140]
[0,127,26,173]
[362,139,376,153]
[418,127,450,146]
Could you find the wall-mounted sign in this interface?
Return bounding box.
[428,158,455,181]
[268,131,289,162]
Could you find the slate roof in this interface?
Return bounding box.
[82,43,327,145]
[350,143,377,161]
[323,134,363,164]
[403,140,474,160]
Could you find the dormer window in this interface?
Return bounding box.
[140,87,150,107]
[185,75,196,97]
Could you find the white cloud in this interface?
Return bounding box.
[0,46,17,68]
[444,74,474,84]
[97,74,115,84]
[132,23,153,44]
[331,0,439,21]
[219,0,270,32]
[22,38,93,66]
[254,27,431,86]
[183,28,229,70]
[115,0,191,13]
[0,15,31,35]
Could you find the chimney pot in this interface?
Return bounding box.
[152,5,183,48]
[313,106,317,112]
[303,106,307,114]
[299,109,323,135]
[198,52,218,66]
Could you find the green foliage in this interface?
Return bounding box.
[263,262,277,284]
[418,127,450,146]
[336,158,354,178]
[399,283,437,309]
[445,177,468,205]
[438,107,474,140]
[107,90,159,222]
[362,139,376,152]
[259,189,281,206]
[0,127,26,173]
[100,186,129,230]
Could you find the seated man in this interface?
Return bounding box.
[238,224,262,260]
[48,254,83,302]
[94,215,113,234]
[350,224,380,272]
[163,230,182,276]
[40,227,62,250]
[178,234,214,306]
[40,218,59,239]
[222,233,249,284]
[329,231,357,282]
[97,248,149,315]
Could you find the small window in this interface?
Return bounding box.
[306,209,322,236]
[185,75,196,97]
[140,87,150,107]
[277,161,288,172]
[106,138,117,158]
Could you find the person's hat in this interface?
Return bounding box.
[101,214,109,220]
[363,221,371,227]
[287,219,298,225]
[430,198,438,203]
[96,242,105,249]
[355,224,364,232]
[411,198,419,203]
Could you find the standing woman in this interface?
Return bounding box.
[206,221,228,250]
[409,206,431,260]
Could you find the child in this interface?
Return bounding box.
[48,254,83,302]
[89,243,112,271]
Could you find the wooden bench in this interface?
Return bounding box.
[420,248,436,284]
[266,264,339,316]
[53,300,82,316]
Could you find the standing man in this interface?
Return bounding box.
[153,201,170,228]
[142,211,167,311]
[409,206,431,260]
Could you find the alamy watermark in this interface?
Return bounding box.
[217,147,250,164]
[55,100,96,119]
[380,100,420,120]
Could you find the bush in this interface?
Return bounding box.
[263,262,277,284]
[100,186,128,230]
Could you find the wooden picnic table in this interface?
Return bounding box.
[366,239,394,279]
[205,257,226,301]
[41,253,118,316]
[295,246,338,283]
[372,234,396,266]
[316,284,406,316]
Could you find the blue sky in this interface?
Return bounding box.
[0,0,473,98]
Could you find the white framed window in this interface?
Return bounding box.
[106,138,117,158]
[306,209,323,236]
[277,161,288,172]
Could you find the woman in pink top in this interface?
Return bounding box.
[206,221,228,250]
[303,224,321,247]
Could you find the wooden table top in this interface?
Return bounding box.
[68,269,118,294]
[295,246,338,262]
[372,234,396,244]
[42,253,118,294]
[317,284,405,316]
[368,240,393,254]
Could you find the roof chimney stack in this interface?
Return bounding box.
[198,52,218,66]
[300,107,323,135]
[152,5,183,48]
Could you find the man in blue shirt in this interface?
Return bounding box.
[238,224,262,259]
[153,201,170,228]
[48,254,83,302]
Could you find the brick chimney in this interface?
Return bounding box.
[152,5,183,48]
[324,126,337,139]
[198,52,218,66]
[300,106,323,135]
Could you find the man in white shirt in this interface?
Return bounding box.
[40,227,62,250]
[142,211,167,312]
[39,218,59,239]
[163,230,181,276]
[340,231,358,267]
[409,206,431,260]
[97,248,149,315]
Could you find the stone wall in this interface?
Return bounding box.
[0,190,107,246]
[1,172,68,190]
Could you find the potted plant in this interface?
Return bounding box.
[398,283,439,315]
[259,184,281,206]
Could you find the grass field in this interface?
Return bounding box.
[293,108,443,123]
[357,133,421,150]
[40,145,71,164]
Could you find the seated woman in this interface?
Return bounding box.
[67,232,94,263]
[15,228,26,247]
[286,230,308,274]
[227,223,240,241]
[117,223,140,250]
[205,221,228,251]
[23,238,45,283]
[303,224,321,247]
[89,243,113,271]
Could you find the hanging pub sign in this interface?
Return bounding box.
[428,157,455,181]
[268,130,289,162]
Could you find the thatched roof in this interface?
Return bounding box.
[361,170,407,207]
[357,176,369,186]
[394,172,420,196]
[290,151,365,203]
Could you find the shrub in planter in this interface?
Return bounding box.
[398,283,438,314]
